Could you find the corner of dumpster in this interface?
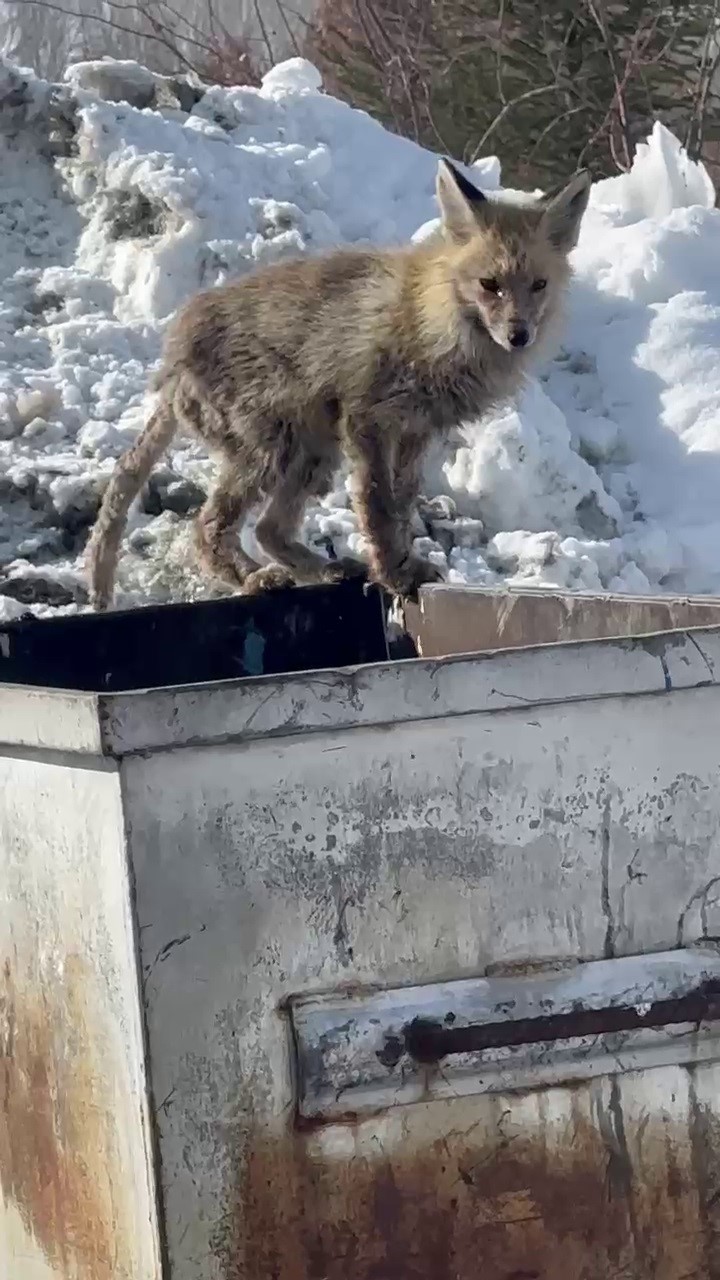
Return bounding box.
[0,710,164,1280]
[6,582,720,1280]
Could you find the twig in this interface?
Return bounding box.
[251,0,276,66]
[469,83,565,163]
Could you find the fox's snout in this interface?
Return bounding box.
[508,320,531,350]
[490,316,535,352]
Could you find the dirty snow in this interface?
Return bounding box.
[1,54,720,618]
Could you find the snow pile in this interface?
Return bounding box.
[0,56,720,618]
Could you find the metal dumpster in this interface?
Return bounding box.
[4,581,720,1280]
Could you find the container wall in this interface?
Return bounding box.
[404,583,720,655]
[122,678,720,1280]
[0,752,162,1280]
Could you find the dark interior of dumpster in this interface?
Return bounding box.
[0,579,401,692]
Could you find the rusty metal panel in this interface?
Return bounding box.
[0,755,162,1280]
[121,665,720,1280]
[224,1067,720,1280]
[8,603,720,1280]
[404,583,720,656]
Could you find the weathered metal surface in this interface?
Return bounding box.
[101,624,720,755]
[0,755,162,1280]
[3,621,720,757]
[0,684,103,754]
[291,950,720,1117]
[222,1067,720,1280]
[405,583,720,656]
[121,651,720,1279]
[6,612,720,1279]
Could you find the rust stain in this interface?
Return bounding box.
[0,954,135,1279]
[218,1090,714,1280]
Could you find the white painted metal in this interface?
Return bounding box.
[122,669,720,1276]
[0,754,162,1280]
[4,620,720,1277]
[0,684,102,753]
[2,624,719,756]
[100,624,720,754]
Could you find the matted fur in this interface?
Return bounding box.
[86,160,590,609]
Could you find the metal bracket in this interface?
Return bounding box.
[289,949,720,1122]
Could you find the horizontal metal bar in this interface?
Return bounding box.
[404,986,720,1060]
[290,949,720,1121]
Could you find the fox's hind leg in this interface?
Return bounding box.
[174,386,262,592]
[194,460,261,591]
[245,446,362,594]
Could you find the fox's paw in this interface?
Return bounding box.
[242,564,296,594]
[378,555,445,601]
[321,555,368,584]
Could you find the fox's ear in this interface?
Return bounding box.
[540,169,591,251]
[436,158,487,241]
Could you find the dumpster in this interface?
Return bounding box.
[3,581,720,1280]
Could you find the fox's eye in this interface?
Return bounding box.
[532,278,547,292]
[480,278,501,295]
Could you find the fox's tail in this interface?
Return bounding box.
[86,394,178,611]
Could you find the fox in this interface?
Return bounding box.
[86,158,591,610]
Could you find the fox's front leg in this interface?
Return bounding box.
[392,430,430,544]
[345,419,443,598]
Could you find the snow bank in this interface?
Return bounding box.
[0,56,719,616]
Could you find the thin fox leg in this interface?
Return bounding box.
[346,419,443,597]
[392,431,428,546]
[194,462,261,591]
[392,433,452,567]
[246,451,339,593]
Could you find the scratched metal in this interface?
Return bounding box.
[291,950,720,1118]
[6,621,720,1278]
[0,754,162,1280]
[121,661,720,1279]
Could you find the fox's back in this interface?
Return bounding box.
[158,249,405,413]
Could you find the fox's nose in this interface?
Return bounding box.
[509,323,530,349]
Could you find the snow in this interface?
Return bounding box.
[1,57,720,618]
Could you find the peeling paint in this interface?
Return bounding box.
[117,673,720,1279]
[291,951,720,1119]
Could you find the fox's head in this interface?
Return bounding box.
[435,159,591,353]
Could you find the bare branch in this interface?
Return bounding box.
[469,83,566,164]
[251,0,276,67]
[307,0,720,188]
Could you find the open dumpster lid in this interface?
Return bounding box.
[403,584,720,657]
